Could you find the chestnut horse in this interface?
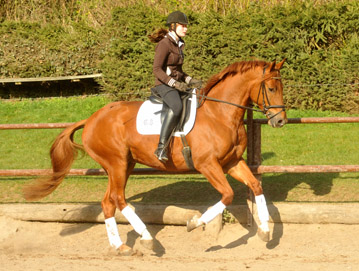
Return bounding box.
[24,59,287,255]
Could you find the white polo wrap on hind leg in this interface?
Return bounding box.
[105,217,123,249]
[255,194,270,231]
[199,201,226,224]
[121,206,152,240]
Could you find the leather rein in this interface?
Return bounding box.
[194,67,286,120]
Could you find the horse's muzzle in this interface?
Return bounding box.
[267,110,288,128]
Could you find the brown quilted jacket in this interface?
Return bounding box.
[153,32,191,87]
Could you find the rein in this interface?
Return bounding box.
[195,67,286,119]
[195,92,263,112]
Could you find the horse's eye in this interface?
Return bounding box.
[268,87,275,92]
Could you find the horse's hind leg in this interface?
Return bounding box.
[102,164,133,255]
[102,162,153,253]
[228,159,270,242]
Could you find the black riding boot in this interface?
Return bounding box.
[154,109,178,162]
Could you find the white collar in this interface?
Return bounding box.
[168,31,184,47]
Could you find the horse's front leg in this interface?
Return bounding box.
[228,159,270,242]
[187,161,233,232]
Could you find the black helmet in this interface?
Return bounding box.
[166,11,188,25]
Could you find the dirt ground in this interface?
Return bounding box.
[0,216,358,271]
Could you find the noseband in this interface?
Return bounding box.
[196,67,286,119]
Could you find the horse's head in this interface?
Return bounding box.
[201,59,288,128]
[253,59,288,128]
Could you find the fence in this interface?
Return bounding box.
[1,112,359,177]
[0,74,102,85]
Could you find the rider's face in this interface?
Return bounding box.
[176,23,187,38]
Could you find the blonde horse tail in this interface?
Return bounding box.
[23,119,87,201]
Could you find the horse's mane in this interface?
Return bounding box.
[201,60,267,95]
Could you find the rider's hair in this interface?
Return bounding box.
[148,28,168,43]
[168,23,176,32]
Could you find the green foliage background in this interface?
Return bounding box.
[1,0,359,112]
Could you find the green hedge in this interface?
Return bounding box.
[1,1,359,113]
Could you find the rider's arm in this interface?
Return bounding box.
[153,40,175,87]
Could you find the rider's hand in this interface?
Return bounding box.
[174,81,188,92]
[188,78,203,89]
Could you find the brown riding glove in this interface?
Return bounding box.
[174,81,188,92]
[188,78,203,89]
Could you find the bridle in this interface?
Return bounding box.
[256,66,286,119]
[195,66,286,120]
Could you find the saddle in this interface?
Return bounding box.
[148,89,195,170]
[148,90,192,133]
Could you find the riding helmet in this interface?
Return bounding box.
[166,11,189,25]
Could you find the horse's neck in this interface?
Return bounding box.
[203,75,253,123]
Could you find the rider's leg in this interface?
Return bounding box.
[155,89,182,162]
[155,108,178,161]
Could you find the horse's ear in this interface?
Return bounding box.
[275,58,286,70]
[268,61,276,72]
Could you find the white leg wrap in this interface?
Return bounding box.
[199,201,226,224]
[255,194,270,224]
[105,217,123,249]
[121,206,151,239]
[141,228,152,240]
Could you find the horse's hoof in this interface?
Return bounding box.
[187,215,202,232]
[257,228,270,242]
[117,244,133,256]
[140,239,154,250]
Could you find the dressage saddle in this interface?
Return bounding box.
[148,89,195,170]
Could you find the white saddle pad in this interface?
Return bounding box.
[136,90,197,136]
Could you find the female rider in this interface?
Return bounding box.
[148,11,202,162]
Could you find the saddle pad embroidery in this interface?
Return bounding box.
[136,92,197,136]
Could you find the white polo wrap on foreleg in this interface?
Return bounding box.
[199,201,226,224]
[121,206,152,240]
[105,217,123,249]
[255,194,270,223]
